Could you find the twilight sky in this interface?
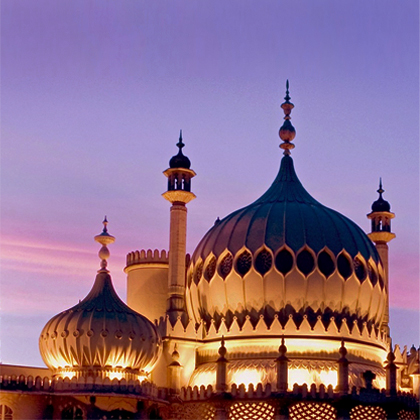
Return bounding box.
[1,0,419,367]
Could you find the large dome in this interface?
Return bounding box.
[186,154,386,331]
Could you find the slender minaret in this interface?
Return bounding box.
[367,179,395,337]
[162,131,196,323]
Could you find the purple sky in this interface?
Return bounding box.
[1,1,419,367]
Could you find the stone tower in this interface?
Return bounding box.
[162,131,196,324]
[367,179,395,337]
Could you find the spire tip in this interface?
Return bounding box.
[94,217,115,272]
[279,79,296,154]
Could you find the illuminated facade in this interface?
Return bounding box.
[1,85,419,419]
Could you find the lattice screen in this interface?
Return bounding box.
[161,402,215,420]
[398,410,417,420]
[289,402,337,420]
[350,405,387,420]
[229,402,275,420]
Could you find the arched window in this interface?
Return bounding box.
[255,249,273,275]
[296,249,315,276]
[218,253,233,279]
[275,249,294,275]
[204,256,216,282]
[235,250,252,277]
[318,251,335,278]
[0,405,13,420]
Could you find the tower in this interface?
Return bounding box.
[367,179,395,337]
[162,131,196,323]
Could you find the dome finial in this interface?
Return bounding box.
[371,178,391,212]
[94,216,115,273]
[169,131,191,169]
[177,129,184,150]
[378,177,384,196]
[279,80,296,155]
[284,79,291,103]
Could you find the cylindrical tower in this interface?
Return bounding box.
[162,131,196,324]
[367,179,395,337]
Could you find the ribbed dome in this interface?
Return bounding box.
[186,155,386,330]
[39,220,162,380]
[40,271,161,379]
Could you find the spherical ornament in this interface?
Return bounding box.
[279,120,296,142]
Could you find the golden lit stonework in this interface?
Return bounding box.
[3,91,418,420]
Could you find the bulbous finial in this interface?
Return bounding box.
[169,130,191,169]
[279,336,287,357]
[387,339,396,363]
[339,340,348,360]
[172,343,180,362]
[94,216,115,272]
[371,178,391,212]
[177,130,184,150]
[218,336,227,359]
[279,80,296,155]
[378,178,384,196]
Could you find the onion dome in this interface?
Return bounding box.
[169,130,191,169]
[39,218,162,380]
[371,179,391,212]
[186,84,386,332]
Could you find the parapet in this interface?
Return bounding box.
[126,250,191,270]
[126,249,169,268]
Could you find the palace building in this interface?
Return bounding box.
[1,84,419,419]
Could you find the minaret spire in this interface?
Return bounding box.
[279,80,296,155]
[177,130,184,150]
[367,181,395,338]
[163,133,196,324]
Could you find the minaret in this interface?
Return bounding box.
[162,131,196,323]
[367,179,395,337]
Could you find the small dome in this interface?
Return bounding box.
[170,151,191,169]
[372,197,391,212]
[169,131,191,169]
[39,221,161,379]
[371,181,391,212]
[39,272,161,379]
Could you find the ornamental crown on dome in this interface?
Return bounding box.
[39,218,162,380]
[169,130,191,169]
[371,178,391,213]
[186,82,386,338]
